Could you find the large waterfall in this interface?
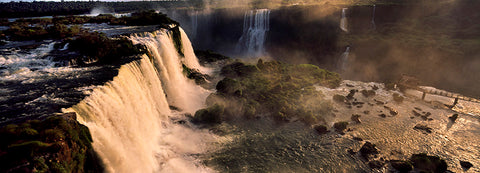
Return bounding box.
[340,8,348,32]
[65,28,216,172]
[236,9,270,57]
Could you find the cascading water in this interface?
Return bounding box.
[340,8,348,32]
[236,9,270,57]
[65,27,217,172]
[371,5,376,30]
[190,11,198,39]
[339,46,350,71]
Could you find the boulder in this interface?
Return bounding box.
[449,114,458,122]
[313,124,328,135]
[414,124,433,133]
[333,121,349,133]
[359,141,378,160]
[390,160,413,173]
[460,160,473,170]
[410,153,447,173]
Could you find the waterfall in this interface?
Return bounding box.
[371,5,376,30]
[339,46,350,71]
[236,9,270,57]
[64,28,216,172]
[190,11,198,39]
[340,8,348,32]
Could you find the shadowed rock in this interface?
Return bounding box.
[359,141,378,160]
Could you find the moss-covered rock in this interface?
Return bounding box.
[0,113,103,173]
[193,104,225,124]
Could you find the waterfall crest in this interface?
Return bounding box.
[65,28,215,173]
[340,8,348,32]
[236,9,270,57]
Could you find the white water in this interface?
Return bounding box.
[65,28,217,172]
[236,9,270,57]
[371,5,376,30]
[340,8,348,32]
[338,46,350,71]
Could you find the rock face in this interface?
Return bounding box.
[359,142,379,160]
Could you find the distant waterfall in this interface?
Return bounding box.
[371,5,376,30]
[189,11,198,39]
[236,9,270,57]
[339,46,350,71]
[340,8,348,32]
[65,28,215,172]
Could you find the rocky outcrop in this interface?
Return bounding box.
[460,160,473,170]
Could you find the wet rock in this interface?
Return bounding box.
[378,114,386,118]
[449,114,458,122]
[392,93,404,103]
[353,136,363,141]
[333,94,346,103]
[384,106,398,116]
[333,121,349,133]
[174,120,187,124]
[372,85,379,90]
[390,160,413,173]
[361,90,376,97]
[356,105,363,108]
[346,84,355,87]
[410,153,447,173]
[351,114,361,123]
[363,110,370,114]
[374,99,385,105]
[368,160,384,169]
[359,141,379,160]
[346,89,357,100]
[410,116,415,119]
[347,148,356,155]
[414,124,433,133]
[460,160,473,170]
[313,124,328,135]
[414,107,422,111]
[412,110,422,117]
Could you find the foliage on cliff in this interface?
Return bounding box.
[0,113,103,173]
[196,60,341,125]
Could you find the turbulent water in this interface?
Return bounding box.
[0,41,117,125]
[236,9,270,57]
[65,28,218,172]
[340,8,348,32]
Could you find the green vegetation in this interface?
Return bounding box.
[201,59,341,125]
[0,114,103,172]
